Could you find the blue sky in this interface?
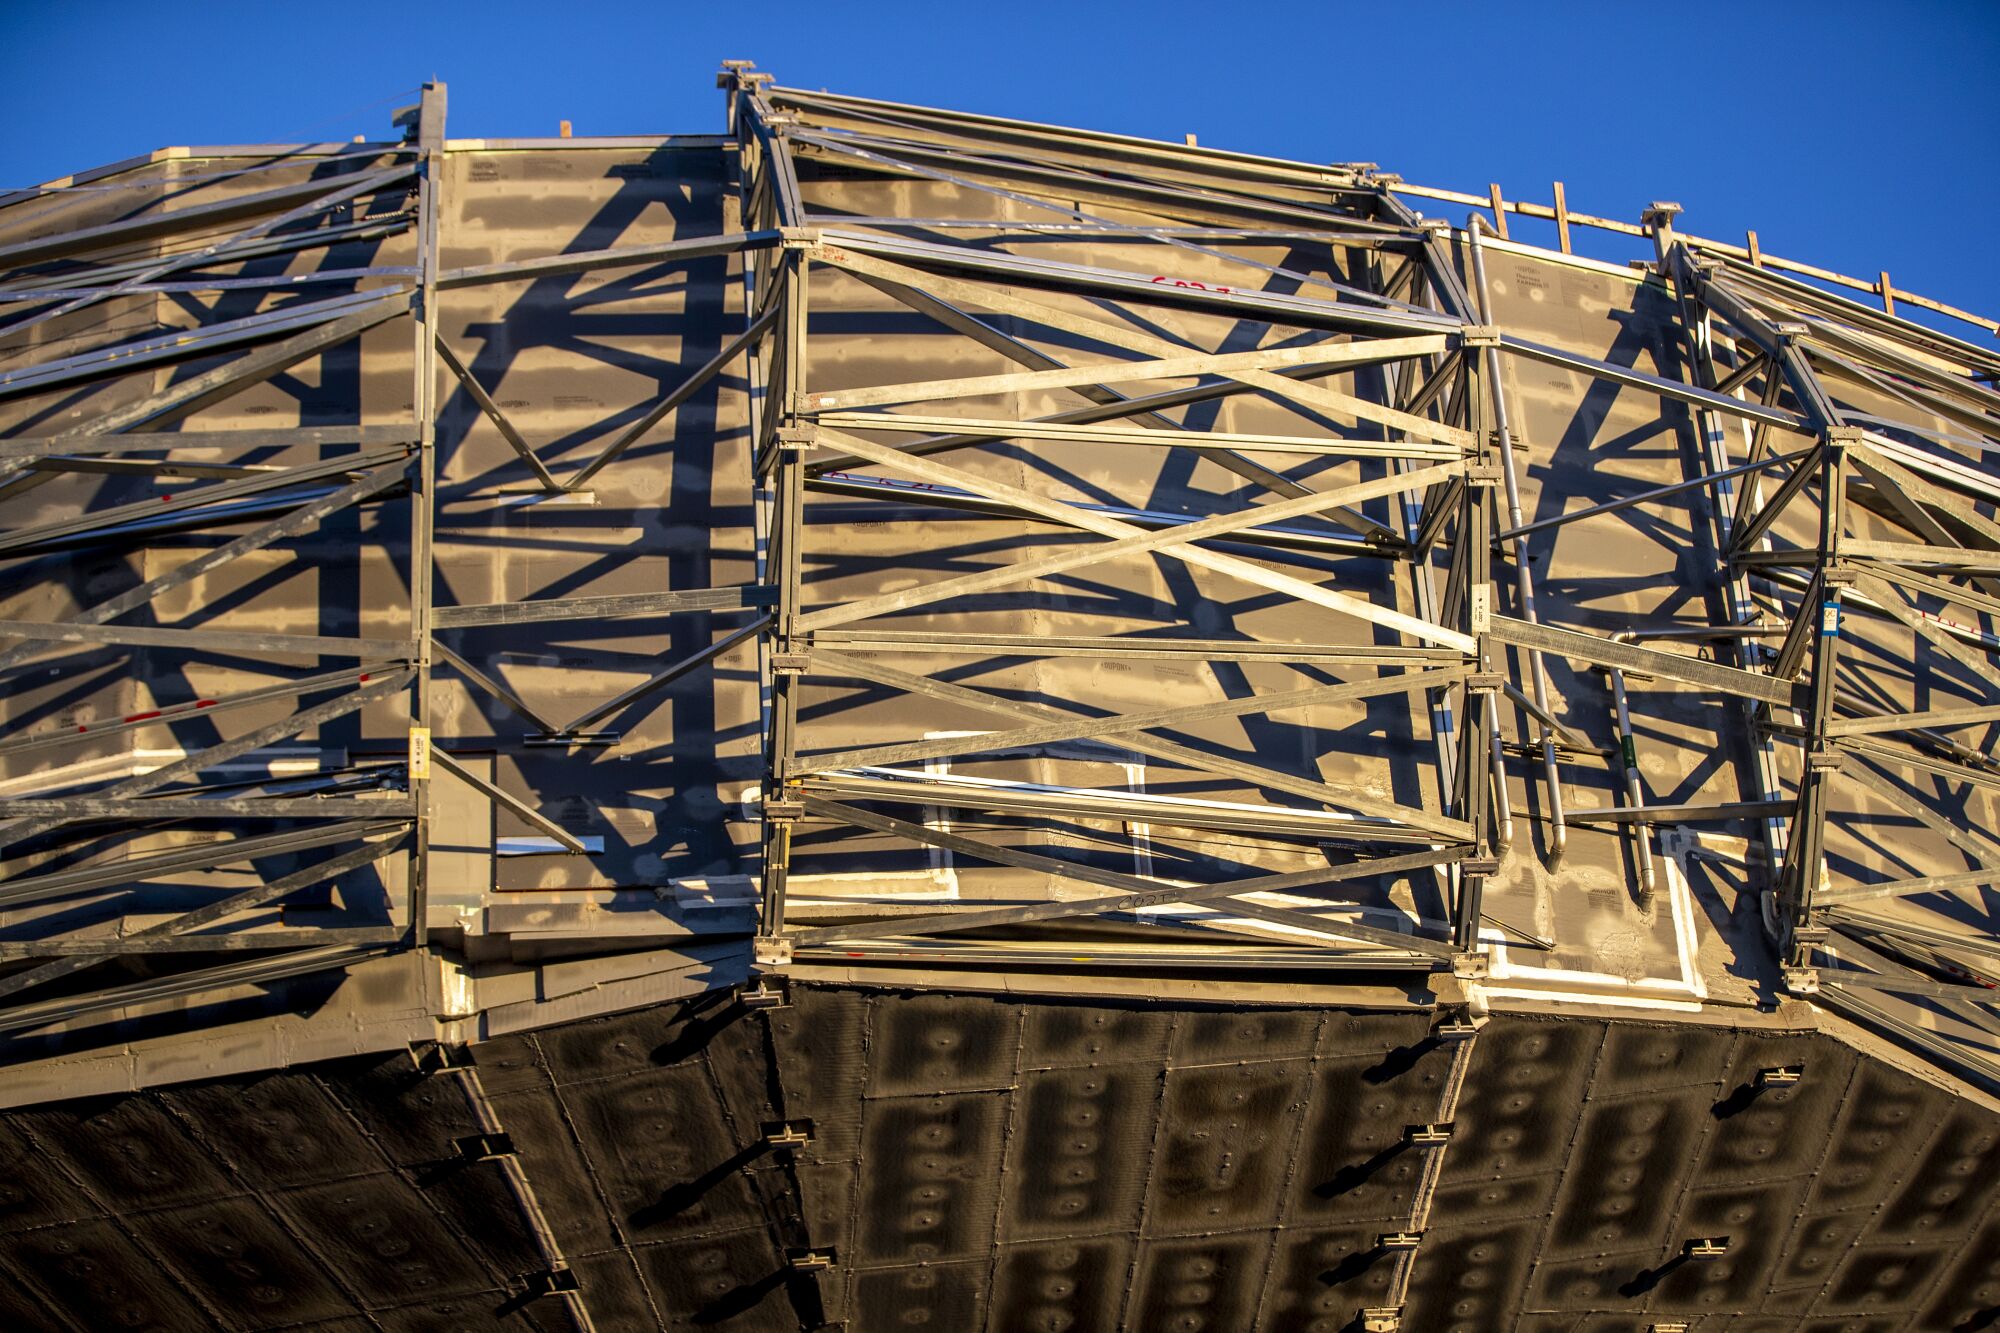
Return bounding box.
[4,0,1996,332]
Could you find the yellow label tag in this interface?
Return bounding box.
[408,726,432,780]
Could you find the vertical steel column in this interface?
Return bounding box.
[1382,204,1483,889]
[1379,254,1459,825]
[1671,241,1850,960]
[758,252,809,951]
[733,70,813,957]
[1650,218,1789,894]
[1780,429,1857,967]
[1454,346,1500,953]
[408,82,446,947]
[1381,196,1497,956]
[723,63,776,802]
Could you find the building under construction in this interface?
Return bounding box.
[1,64,1997,1331]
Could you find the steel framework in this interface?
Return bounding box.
[0,66,1996,1106]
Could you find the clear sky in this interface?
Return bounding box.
[4,0,1996,332]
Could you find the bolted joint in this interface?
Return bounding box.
[771,652,812,675]
[1377,1231,1424,1251]
[1418,218,1451,233]
[1464,462,1505,487]
[1361,1309,1404,1333]
[1459,324,1502,349]
[777,225,822,248]
[1404,1123,1454,1146]
[786,1248,836,1272]
[1460,855,1501,876]
[1642,201,1683,227]
[1821,565,1859,588]
[775,425,818,452]
[1824,425,1867,447]
[1683,1237,1730,1261]
[763,798,805,821]
[754,935,794,967]
[1780,963,1819,995]
[1465,671,1506,694]
[1452,951,1490,980]
[1755,1064,1804,1088]
[1804,749,1845,774]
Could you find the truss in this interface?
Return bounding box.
[0,67,1995,1102]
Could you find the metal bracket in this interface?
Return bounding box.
[1459,856,1501,876]
[755,935,794,967]
[455,1131,516,1162]
[523,731,619,748]
[1460,325,1502,349]
[409,1041,474,1074]
[1465,671,1506,694]
[522,1267,579,1298]
[776,425,818,451]
[1780,964,1820,995]
[1468,584,1492,633]
[1377,1231,1424,1250]
[772,652,811,676]
[1755,1064,1804,1088]
[1404,1123,1453,1146]
[764,798,805,821]
[761,1119,814,1149]
[740,977,790,1010]
[1684,1237,1730,1260]
[786,1248,836,1272]
[1451,952,1490,980]
[1360,1308,1403,1333]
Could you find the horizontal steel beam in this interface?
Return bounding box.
[0,164,412,270]
[435,229,782,289]
[433,585,775,629]
[791,794,1464,944]
[0,943,397,1036]
[1487,616,1795,707]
